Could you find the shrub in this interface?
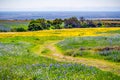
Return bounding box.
[11,27,26,32]
[28,23,43,31]
[28,19,51,31]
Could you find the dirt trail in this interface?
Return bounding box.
[38,41,120,75]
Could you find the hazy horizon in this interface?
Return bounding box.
[0,0,120,11]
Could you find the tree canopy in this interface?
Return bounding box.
[28,17,103,31]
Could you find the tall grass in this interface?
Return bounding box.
[56,35,120,62]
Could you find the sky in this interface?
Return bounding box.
[0,0,120,11]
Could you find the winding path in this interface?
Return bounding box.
[37,41,120,76]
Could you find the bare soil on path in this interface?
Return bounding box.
[36,41,120,76]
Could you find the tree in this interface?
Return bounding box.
[47,20,52,25]
[97,22,102,27]
[53,18,63,25]
[52,18,63,29]
[64,17,81,28]
[28,18,51,31]
[28,23,43,31]
[80,17,85,23]
[86,20,96,27]
[36,18,46,23]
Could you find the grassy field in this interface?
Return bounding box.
[0,20,29,31]
[56,36,120,62]
[0,28,120,79]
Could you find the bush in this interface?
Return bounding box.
[28,23,43,31]
[11,27,26,32]
[64,17,81,28]
[97,22,102,27]
[28,19,51,31]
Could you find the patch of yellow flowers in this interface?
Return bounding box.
[0,28,120,38]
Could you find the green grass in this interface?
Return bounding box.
[105,30,120,34]
[0,21,29,31]
[56,35,120,62]
[0,36,120,79]
[97,29,120,34]
[41,48,51,54]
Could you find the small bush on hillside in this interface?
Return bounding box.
[11,27,26,32]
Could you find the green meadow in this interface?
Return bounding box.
[0,28,120,80]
